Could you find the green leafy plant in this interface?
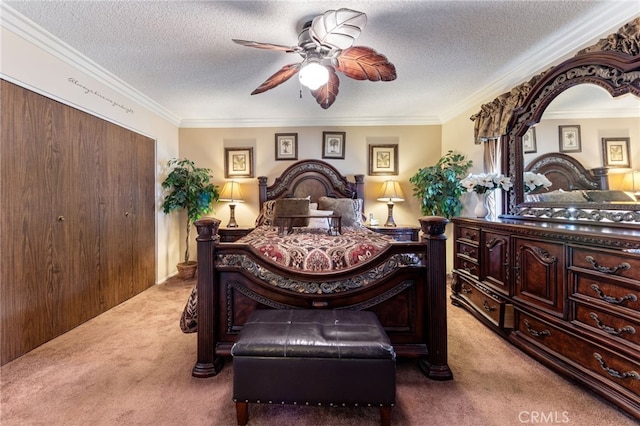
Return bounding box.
[161,158,219,264]
[409,151,473,219]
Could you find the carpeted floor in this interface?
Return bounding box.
[0,276,636,426]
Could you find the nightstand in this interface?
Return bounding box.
[366,225,420,242]
[218,227,254,242]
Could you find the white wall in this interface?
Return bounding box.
[1,25,180,283]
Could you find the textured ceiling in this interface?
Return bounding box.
[3,1,639,127]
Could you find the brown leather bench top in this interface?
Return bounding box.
[231,309,395,359]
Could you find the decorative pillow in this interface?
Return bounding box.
[274,198,310,227]
[255,200,277,226]
[318,197,364,227]
[307,209,334,229]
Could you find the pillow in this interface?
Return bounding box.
[273,198,310,227]
[584,190,636,202]
[318,197,364,227]
[537,190,587,203]
[307,209,334,229]
[255,200,277,226]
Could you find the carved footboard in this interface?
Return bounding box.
[191,216,451,381]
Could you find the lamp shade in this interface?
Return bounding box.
[377,180,405,203]
[299,60,329,90]
[219,181,244,203]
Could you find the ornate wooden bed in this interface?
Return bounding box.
[188,159,452,380]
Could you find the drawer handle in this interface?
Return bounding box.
[585,256,630,275]
[462,262,476,274]
[589,313,636,336]
[482,300,496,312]
[461,248,475,257]
[460,284,472,294]
[464,232,476,241]
[590,284,638,306]
[593,353,640,380]
[523,319,550,337]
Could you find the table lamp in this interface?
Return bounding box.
[219,181,244,227]
[377,180,405,227]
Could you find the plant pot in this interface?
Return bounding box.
[177,261,197,280]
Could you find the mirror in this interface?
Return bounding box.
[505,50,640,224]
[523,85,639,202]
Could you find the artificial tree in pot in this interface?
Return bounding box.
[409,150,472,219]
[161,158,219,279]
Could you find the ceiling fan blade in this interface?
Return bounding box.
[336,46,397,81]
[232,39,300,53]
[251,63,301,95]
[310,9,367,51]
[311,67,340,109]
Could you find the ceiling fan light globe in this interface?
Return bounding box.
[299,62,329,90]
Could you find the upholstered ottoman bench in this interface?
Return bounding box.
[231,309,396,426]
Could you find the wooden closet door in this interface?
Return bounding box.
[100,122,155,307]
[53,104,105,325]
[131,133,156,293]
[1,81,56,363]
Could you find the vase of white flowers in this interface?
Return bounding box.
[460,173,513,218]
[523,171,553,192]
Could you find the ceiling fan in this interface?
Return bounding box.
[233,8,397,109]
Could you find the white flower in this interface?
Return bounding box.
[523,172,552,192]
[460,173,513,194]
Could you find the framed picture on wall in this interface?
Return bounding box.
[601,137,631,168]
[224,147,254,178]
[275,133,297,161]
[322,132,346,159]
[523,127,537,154]
[368,144,398,176]
[558,125,581,153]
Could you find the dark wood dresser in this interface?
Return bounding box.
[451,217,640,419]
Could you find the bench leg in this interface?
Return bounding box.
[380,406,392,426]
[235,401,248,426]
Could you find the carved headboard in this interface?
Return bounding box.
[258,159,365,207]
[525,152,609,193]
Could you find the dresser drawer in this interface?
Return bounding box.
[570,246,640,281]
[456,274,513,328]
[455,256,479,279]
[572,302,640,351]
[572,272,640,315]
[456,240,478,261]
[456,225,480,244]
[516,310,640,396]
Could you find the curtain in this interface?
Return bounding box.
[484,138,501,219]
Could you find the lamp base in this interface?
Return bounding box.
[227,204,238,228]
[384,202,397,227]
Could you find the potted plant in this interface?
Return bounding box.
[161,158,219,279]
[409,150,473,219]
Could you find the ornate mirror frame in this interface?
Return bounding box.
[502,20,640,225]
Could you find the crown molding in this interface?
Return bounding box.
[180,115,441,128]
[441,5,640,123]
[1,3,182,126]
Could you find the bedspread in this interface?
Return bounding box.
[237,225,395,273]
